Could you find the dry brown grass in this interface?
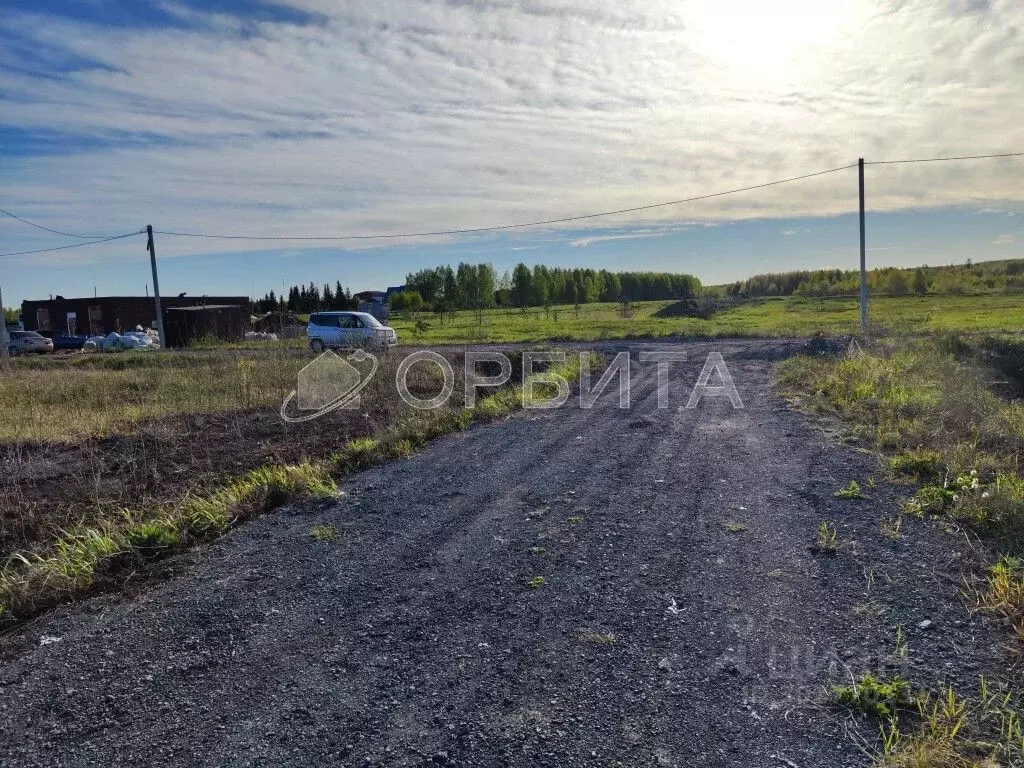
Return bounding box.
[0,348,308,443]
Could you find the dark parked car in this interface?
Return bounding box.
[38,330,89,350]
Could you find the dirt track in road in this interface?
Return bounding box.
[0,340,1005,767]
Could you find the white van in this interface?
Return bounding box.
[307,311,398,353]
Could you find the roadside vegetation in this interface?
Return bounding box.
[779,334,1024,764]
[830,674,1023,767]
[778,334,1024,557]
[0,347,594,625]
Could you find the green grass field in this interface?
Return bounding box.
[387,294,1024,344]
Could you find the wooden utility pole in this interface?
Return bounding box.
[858,158,867,331]
[146,225,167,348]
[0,282,9,371]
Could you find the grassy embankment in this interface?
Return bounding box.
[778,336,1024,766]
[387,294,1024,344]
[0,347,594,624]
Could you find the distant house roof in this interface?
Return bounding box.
[385,285,407,298]
[353,290,386,302]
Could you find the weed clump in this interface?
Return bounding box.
[975,557,1024,644]
[310,524,341,541]
[831,673,913,719]
[835,480,865,499]
[123,518,181,558]
[887,450,945,483]
[331,437,382,474]
[903,485,956,516]
[876,682,1024,768]
[814,521,840,553]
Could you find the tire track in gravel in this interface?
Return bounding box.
[0,340,1010,768]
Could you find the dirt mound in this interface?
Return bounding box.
[652,297,737,319]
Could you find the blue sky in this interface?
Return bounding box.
[2,0,1022,306]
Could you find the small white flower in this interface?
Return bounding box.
[982,491,991,499]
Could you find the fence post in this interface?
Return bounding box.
[859,158,867,331]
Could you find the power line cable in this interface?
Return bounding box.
[152,152,1024,241]
[153,163,859,241]
[0,231,144,258]
[0,208,124,239]
[865,151,1024,165]
[1,151,1021,254]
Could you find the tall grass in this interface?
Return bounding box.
[779,336,1024,556]
[0,349,304,443]
[777,337,1024,548]
[875,681,1023,767]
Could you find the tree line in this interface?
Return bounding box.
[253,282,359,314]
[404,263,701,310]
[718,259,1024,298]
[251,258,1024,316]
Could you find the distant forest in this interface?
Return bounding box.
[404,263,701,310]
[715,258,1024,298]
[249,258,1024,315]
[254,263,702,314]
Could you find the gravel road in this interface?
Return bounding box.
[0,340,1006,767]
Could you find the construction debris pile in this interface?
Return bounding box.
[83,328,161,352]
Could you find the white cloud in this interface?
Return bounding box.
[1,0,1022,264]
[570,229,681,247]
[993,234,1016,245]
[781,229,796,236]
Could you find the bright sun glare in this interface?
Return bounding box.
[686,0,862,81]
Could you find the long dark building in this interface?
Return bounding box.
[20,295,252,341]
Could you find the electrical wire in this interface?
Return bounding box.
[0,231,144,258]
[1,151,1020,256]
[152,164,859,242]
[0,208,123,239]
[865,151,1024,165]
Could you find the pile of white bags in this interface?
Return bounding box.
[83,330,161,353]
